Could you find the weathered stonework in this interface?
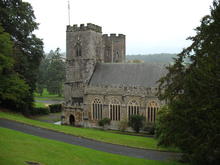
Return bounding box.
[63,23,165,130]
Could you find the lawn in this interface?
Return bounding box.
[34,102,47,108]
[0,111,178,152]
[0,127,184,165]
[34,88,64,100]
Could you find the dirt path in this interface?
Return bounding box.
[0,119,181,161]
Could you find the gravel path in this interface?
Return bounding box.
[0,119,181,161]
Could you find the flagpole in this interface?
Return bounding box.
[68,0,70,25]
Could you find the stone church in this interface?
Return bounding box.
[62,23,165,129]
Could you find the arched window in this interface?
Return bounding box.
[147,101,159,123]
[91,98,103,120]
[109,98,121,121]
[127,100,140,119]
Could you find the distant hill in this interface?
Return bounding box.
[126,53,177,64]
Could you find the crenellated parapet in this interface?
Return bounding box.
[67,23,102,33]
[103,33,125,39]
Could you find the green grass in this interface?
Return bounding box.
[34,88,64,100]
[35,97,64,101]
[0,111,178,152]
[34,102,47,108]
[0,127,184,165]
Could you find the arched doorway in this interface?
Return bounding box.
[69,115,75,126]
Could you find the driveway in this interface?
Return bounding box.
[0,119,181,161]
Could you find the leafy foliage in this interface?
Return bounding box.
[128,115,145,133]
[31,107,50,115]
[36,48,65,96]
[0,25,30,112]
[156,1,220,164]
[0,0,44,113]
[49,104,62,113]
[98,118,111,127]
[143,122,155,135]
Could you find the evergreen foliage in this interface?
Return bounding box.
[156,1,220,164]
[129,115,145,133]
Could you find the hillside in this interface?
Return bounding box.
[126,53,177,64]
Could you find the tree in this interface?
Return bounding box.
[36,55,50,96]
[156,1,220,164]
[46,48,65,96]
[36,48,66,96]
[128,115,145,133]
[0,0,44,112]
[0,25,30,112]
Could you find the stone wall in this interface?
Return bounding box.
[65,23,103,100]
[102,34,126,63]
[83,85,164,129]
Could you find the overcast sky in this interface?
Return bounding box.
[24,0,213,54]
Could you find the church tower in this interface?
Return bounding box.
[102,34,126,63]
[64,23,103,104]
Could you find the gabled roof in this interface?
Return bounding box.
[89,63,166,87]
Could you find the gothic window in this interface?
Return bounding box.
[109,98,121,121]
[147,101,159,123]
[75,37,82,56]
[91,98,103,120]
[127,100,140,119]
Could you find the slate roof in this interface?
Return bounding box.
[89,63,167,87]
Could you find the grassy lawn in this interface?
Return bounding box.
[0,111,178,152]
[35,97,64,101]
[34,102,47,108]
[34,88,64,100]
[0,127,184,165]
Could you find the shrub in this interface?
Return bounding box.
[98,118,111,128]
[143,122,155,135]
[118,120,128,132]
[49,104,62,113]
[31,107,50,115]
[128,115,145,133]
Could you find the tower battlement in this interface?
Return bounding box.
[67,23,102,33]
[103,33,125,39]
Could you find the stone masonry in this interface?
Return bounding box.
[62,23,165,130]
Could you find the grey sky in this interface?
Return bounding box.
[24,0,213,54]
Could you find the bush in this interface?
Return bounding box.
[31,107,50,115]
[118,120,128,132]
[98,118,111,127]
[143,122,155,135]
[49,104,62,113]
[129,115,145,133]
